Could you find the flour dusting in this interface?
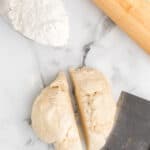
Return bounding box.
[7,0,69,46]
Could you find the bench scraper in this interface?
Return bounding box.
[103,91,150,150]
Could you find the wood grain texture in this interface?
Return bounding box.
[93,0,150,53]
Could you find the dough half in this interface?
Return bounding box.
[70,67,116,150]
[31,72,82,150]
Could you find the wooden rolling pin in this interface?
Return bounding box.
[93,0,150,53]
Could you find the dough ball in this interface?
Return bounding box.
[70,67,116,150]
[31,73,72,143]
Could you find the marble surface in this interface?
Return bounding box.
[0,0,150,149]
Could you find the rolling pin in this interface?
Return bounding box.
[92,0,150,53]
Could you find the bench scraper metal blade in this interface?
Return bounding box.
[103,91,150,150]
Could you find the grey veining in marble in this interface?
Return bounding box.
[0,0,150,149]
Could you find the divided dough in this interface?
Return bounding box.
[31,67,116,150]
[70,67,116,150]
[31,72,82,150]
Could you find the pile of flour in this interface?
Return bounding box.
[2,0,69,47]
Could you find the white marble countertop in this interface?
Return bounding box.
[0,0,150,149]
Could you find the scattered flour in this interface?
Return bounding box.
[7,0,69,46]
